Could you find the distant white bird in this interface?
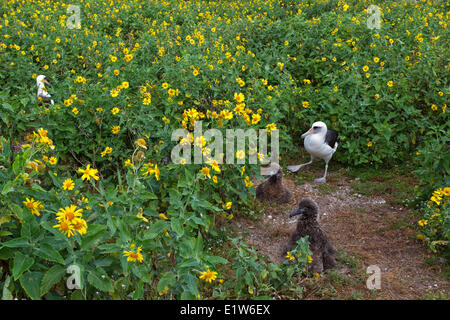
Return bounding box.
[36,74,54,105]
[286,121,338,183]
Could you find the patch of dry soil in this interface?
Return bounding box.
[233,174,449,299]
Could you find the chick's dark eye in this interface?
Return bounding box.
[313,126,319,129]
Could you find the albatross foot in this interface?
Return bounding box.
[314,177,326,183]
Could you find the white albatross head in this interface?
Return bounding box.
[301,121,327,138]
[36,75,49,88]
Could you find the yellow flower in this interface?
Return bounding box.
[302,101,309,108]
[64,98,73,107]
[23,197,42,216]
[56,205,83,223]
[110,88,119,97]
[285,251,295,261]
[234,92,245,103]
[159,213,169,220]
[362,65,369,72]
[49,157,57,165]
[71,218,87,235]
[78,164,99,181]
[418,219,428,227]
[136,138,147,149]
[111,107,120,115]
[387,81,394,87]
[236,150,245,160]
[62,178,75,190]
[307,255,313,263]
[124,54,133,62]
[199,268,218,283]
[251,113,261,124]
[123,246,144,263]
[101,146,112,157]
[212,176,218,184]
[112,126,120,134]
[367,141,373,147]
[124,159,134,168]
[201,167,211,179]
[136,208,149,223]
[72,107,79,115]
[374,57,380,63]
[224,202,232,210]
[53,220,76,238]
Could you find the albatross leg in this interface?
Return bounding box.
[314,162,328,183]
[286,156,314,173]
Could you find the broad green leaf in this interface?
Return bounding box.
[157,271,176,293]
[87,271,114,292]
[171,218,184,237]
[133,280,144,299]
[2,237,29,248]
[143,220,167,239]
[34,243,65,265]
[20,271,43,300]
[40,265,66,296]
[81,224,107,251]
[12,251,34,280]
[0,247,14,260]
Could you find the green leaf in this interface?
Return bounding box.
[2,237,29,248]
[1,181,15,195]
[12,251,35,280]
[2,276,12,300]
[87,271,114,292]
[171,218,184,237]
[20,271,43,300]
[40,265,66,296]
[70,290,84,300]
[157,271,176,293]
[81,224,107,251]
[34,243,65,265]
[0,215,11,226]
[205,255,229,265]
[0,247,14,260]
[133,280,144,299]
[143,220,167,239]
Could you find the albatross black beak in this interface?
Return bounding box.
[289,208,304,218]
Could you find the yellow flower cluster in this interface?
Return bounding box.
[141,162,160,180]
[53,205,87,237]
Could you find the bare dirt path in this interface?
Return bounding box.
[233,169,449,299]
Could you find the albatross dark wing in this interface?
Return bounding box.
[325,129,338,148]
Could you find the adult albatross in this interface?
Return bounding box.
[36,74,54,105]
[286,121,338,183]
